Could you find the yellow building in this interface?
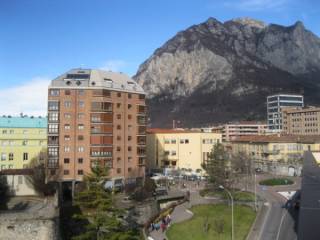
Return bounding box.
[146,129,222,172]
[0,116,47,170]
[229,135,320,164]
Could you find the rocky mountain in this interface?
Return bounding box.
[133,17,320,127]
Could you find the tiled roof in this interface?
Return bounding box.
[231,134,320,143]
[0,117,47,128]
[147,128,202,134]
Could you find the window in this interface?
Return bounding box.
[8,165,13,169]
[23,152,28,161]
[117,103,121,108]
[64,170,70,175]
[1,153,6,161]
[49,89,60,96]
[128,146,132,151]
[64,146,70,152]
[2,130,7,134]
[78,113,85,119]
[64,124,71,130]
[139,94,145,100]
[9,153,13,161]
[48,124,59,134]
[78,89,85,95]
[64,101,71,108]
[79,101,85,107]
[78,135,84,141]
[128,114,132,120]
[117,136,121,141]
[117,125,121,130]
[64,135,70,141]
[78,146,84,152]
[117,114,121,119]
[48,148,58,157]
[117,157,121,162]
[64,113,71,119]
[9,130,14,134]
[171,150,177,156]
[128,167,132,172]
[78,158,83,164]
[117,92,121,97]
[185,139,189,144]
[65,90,71,95]
[48,101,59,110]
[49,112,59,121]
[117,168,121,174]
[128,157,132,162]
[117,147,121,152]
[128,125,132,131]
[128,93,132,99]
[64,158,70,164]
[22,140,28,146]
[164,139,170,144]
[128,136,132,141]
[171,139,176,144]
[128,104,132,109]
[78,170,84,175]
[78,124,84,130]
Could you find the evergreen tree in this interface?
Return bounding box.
[202,143,233,189]
[72,165,140,240]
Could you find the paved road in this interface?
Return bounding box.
[256,175,300,240]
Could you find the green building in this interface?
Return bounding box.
[0,116,47,170]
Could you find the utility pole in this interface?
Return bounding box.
[254,172,257,211]
[220,185,234,240]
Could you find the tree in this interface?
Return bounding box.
[230,152,253,191]
[72,164,140,240]
[0,175,9,210]
[25,150,55,196]
[202,143,233,189]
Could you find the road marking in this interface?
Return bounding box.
[257,202,271,240]
[276,210,288,240]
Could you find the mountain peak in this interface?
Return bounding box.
[228,17,267,28]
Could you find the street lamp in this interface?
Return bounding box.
[219,185,234,240]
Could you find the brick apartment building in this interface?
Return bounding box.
[47,69,146,186]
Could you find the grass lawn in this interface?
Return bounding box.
[259,178,293,186]
[166,204,256,240]
[200,189,255,202]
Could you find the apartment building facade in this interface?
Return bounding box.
[267,94,304,132]
[282,107,320,135]
[47,69,146,184]
[146,129,222,172]
[0,116,47,170]
[229,135,320,169]
[222,122,267,142]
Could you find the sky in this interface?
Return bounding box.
[0,0,320,116]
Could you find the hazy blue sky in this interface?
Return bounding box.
[0,0,319,115]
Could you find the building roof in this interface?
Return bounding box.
[49,68,145,94]
[225,121,267,126]
[282,106,320,114]
[147,128,202,134]
[0,116,47,128]
[231,134,320,143]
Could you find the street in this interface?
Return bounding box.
[255,175,300,240]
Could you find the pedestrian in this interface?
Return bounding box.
[155,223,160,231]
[150,222,155,231]
[161,223,165,232]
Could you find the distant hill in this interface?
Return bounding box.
[133,17,320,127]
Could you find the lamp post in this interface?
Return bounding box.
[219,185,234,240]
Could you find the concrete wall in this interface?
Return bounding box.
[5,175,37,196]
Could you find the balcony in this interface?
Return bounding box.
[137,126,146,135]
[137,136,146,145]
[138,157,145,166]
[48,136,59,146]
[137,116,147,125]
[137,147,146,156]
[137,105,146,115]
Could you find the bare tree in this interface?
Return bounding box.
[231,152,254,191]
